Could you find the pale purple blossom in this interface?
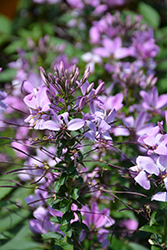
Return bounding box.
[99,92,123,112]
[93,37,134,59]
[0,90,8,113]
[25,189,48,208]
[113,111,153,137]
[120,219,138,236]
[131,28,159,60]
[129,156,159,190]
[138,124,167,155]
[24,85,51,129]
[43,112,85,132]
[29,206,62,235]
[79,202,115,247]
[81,52,102,72]
[84,102,115,141]
[152,192,167,202]
[140,86,167,113]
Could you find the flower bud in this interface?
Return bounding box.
[95,82,105,96]
[82,67,90,83]
[78,96,86,111]
[48,73,55,84]
[40,66,50,87]
[60,61,65,75]
[86,82,94,95]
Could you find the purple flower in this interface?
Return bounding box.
[120,219,138,236]
[140,86,167,113]
[24,85,51,129]
[129,156,159,190]
[81,52,102,72]
[113,111,153,137]
[79,202,115,247]
[152,192,167,202]
[132,28,159,60]
[43,112,85,132]
[93,37,134,59]
[0,90,8,113]
[29,206,62,235]
[25,188,48,208]
[99,92,124,112]
[84,103,115,141]
[138,124,167,155]
[33,0,61,3]
[155,155,167,189]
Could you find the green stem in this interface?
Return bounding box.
[162,215,167,245]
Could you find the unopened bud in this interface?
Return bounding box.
[150,76,158,87]
[72,64,77,75]
[78,96,86,111]
[146,74,154,85]
[157,121,166,135]
[86,82,94,94]
[40,66,50,87]
[48,72,55,84]
[60,61,64,75]
[72,67,79,81]
[95,82,105,96]
[54,66,59,78]
[82,67,90,83]
[38,37,45,49]
[65,79,69,91]
[64,69,68,79]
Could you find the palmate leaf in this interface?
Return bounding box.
[0,209,30,232]
[0,224,43,250]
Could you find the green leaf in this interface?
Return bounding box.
[54,181,60,192]
[59,199,71,214]
[109,237,130,250]
[71,188,79,200]
[59,224,72,237]
[78,176,83,184]
[78,151,83,161]
[59,173,67,186]
[128,242,149,250]
[67,161,75,174]
[55,239,74,250]
[61,211,74,225]
[151,246,162,250]
[4,40,25,54]
[71,222,89,232]
[50,216,62,224]
[69,169,78,178]
[0,209,30,232]
[140,222,163,234]
[138,2,160,29]
[0,69,16,82]
[42,232,63,240]
[0,15,12,34]
[150,211,164,226]
[0,224,43,250]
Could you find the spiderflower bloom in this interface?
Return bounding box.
[23,85,51,129]
[138,124,167,155]
[129,156,159,190]
[140,86,167,114]
[79,202,115,247]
